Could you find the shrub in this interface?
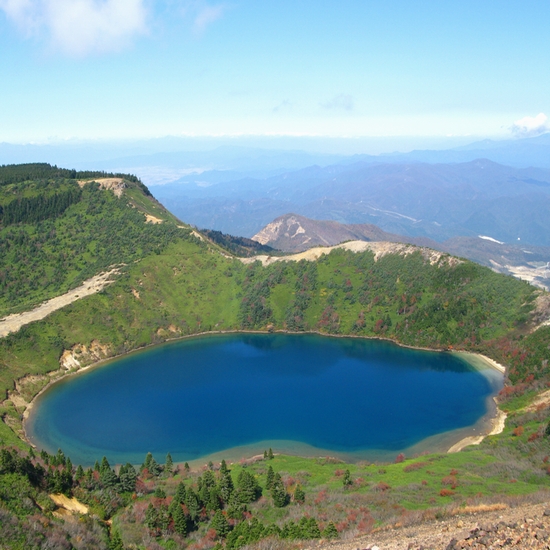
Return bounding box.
[403,462,427,473]
[439,489,455,497]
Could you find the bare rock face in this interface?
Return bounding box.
[252,214,439,253]
[77,177,127,197]
[60,340,112,370]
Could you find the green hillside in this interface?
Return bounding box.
[1,164,550,549]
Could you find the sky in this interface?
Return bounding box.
[1,0,550,147]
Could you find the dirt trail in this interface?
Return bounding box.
[0,268,120,338]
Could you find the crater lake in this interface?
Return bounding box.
[26,333,503,466]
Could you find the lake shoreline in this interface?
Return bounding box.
[20,329,507,463]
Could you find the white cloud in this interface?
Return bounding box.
[181,1,226,35]
[193,3,224,33]
[511,112,550,138]
[0,0,148,56]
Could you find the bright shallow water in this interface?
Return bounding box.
[26,334,502,466]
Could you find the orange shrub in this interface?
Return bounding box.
[441,476,457,486]
[404,461,428,472]
[440,489,455,497]
[513,426,524,437]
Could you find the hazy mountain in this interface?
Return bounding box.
[157,158,550,246]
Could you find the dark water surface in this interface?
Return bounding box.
[26,334,502,465]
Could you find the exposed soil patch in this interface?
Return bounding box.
[77,177,126,197]
[0,268,120,338]
[241,241,462,268]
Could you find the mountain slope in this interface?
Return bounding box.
[252,213,439,252]
[0,164,186,317]
[252,214,550,290]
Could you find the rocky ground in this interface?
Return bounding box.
[312,502,550,550]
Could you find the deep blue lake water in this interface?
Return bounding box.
[26,334,502,466]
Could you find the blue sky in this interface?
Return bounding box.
[1,0,549,146]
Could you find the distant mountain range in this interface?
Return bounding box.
[157,158,550,247]
[251,213,550,291]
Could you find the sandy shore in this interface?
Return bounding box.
[447,407,507,453]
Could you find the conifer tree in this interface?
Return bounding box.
[236,470,262,503]
[154,487,166,499]
[304,517,321,538]
[208,486,221,511]
[268,448,274,460]
[185,487,201,520]
[342,469,353,488]
[270,473,289,507]
[109,528,124,550]
[145,503,158,532]
[322,522,338,539]
[211,510,230,538]
[165,453,173,474]
[118,463,137,493]
[266,465,275,490]
[294,484,305,504]
[100,456,111,473]
[219,470,234,503]
[175,481,187,504]
[172,503,187,537]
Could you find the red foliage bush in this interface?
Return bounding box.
[403,461,427,472]
[441,476,457,486]
[513,426,524,437]
[395,453,405,463]
[528,432,541,442]
[314,490,327,504]
[374,482,391,492]
[421,480,428,486]
[439,489,455,497]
